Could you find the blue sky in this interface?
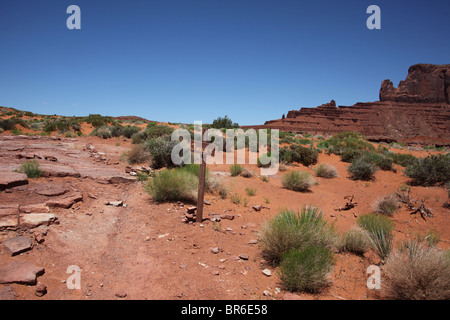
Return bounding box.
[1,0,449,125]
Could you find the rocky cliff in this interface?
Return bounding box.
[242,64,450,145]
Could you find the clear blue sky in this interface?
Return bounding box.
[1,0,449,125]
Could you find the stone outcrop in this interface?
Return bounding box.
[242,64,450,145]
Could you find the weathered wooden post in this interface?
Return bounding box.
[196,146,207,223]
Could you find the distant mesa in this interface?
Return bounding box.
[242,64,450,145]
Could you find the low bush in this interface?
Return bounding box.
[144,168,198,203]
[357,213,394,260]
[230,164,243,177]
[373,195,399,216]
[19,160,44,178]
[288,145,319,167]
[127,144,151,164]
[347,157,378,181]
[260,207,337,265]
[339,227,371,255]
[146,124,174,139]
[313,164,338,178]
[245,187,256,196]
[389,153,417,167]
[91,126,112,139]
[144,135,178,169]
[122,125,142,139]
[384,242,450,300]
[404,154,450,186]
[281,171,316,192]
[278,247,334,293]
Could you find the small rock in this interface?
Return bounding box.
[248,239,258,245]
[187,206,197,213]
[204,200,211,205]
[35,282,47,297]
[107,201,123,207]
[211,270,219,276]
[0,261,45,285]
[158,233,170,239]
[115,290,127,298]
[262,269,272,277]
[252,205,262,212]
[263,290,272,296]
[239,254,249,260]
[210,247,222,254]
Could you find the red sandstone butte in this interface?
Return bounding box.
[242,64,450,145]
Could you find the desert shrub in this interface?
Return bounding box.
[146,124,174,139]
[85,114,113,128]
[131,132,148,144]
[404,154,450,186]
[340,148,364,163]
[19,160,44,178]
[357,213,394,235]
[110,125,124,137]
[0,119,16,131]
[64,131,77,138]
[384,242,450,300]
[122,125,142,139]
[260,207,337,265]
[11,127,22,135]
[127,144,151,164]
[318,132,375,155]
[281,171,316,192]
[373,195,399,216]
[288,145,319,166]
[389,153,417,167]
[278,247,334,293]
[144,168,197,203]
[347,157,378,181]
[357,213,394,260]
[362,152,394,171]
[414,229,441,247]
[28,122,42,131]
[294,138,312,146]
[211,115,239,129]
[313,164,338,178]
[229,164,243,177]
[91,126,112,139]
[0,128,3,133]
[339,227,371,255]
[144,136,178,169]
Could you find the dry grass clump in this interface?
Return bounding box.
[313,163,338,178]
[339,226,371,255]
[127,144,151,164]
[372,195,399,216]
[384,242,450,300]
[281,171,316,192]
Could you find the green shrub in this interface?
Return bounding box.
[122,125,142,139]
[144,136,178,169]
[127,144,150,164]
[347,157,378,181]
[288,145,319,166]
[91,126,112,139]
[85,114,113,128]
[339,227,371,254]
[19,160,44,178]
[404,154,450,186]
[318,132,375,155]
[389,153,417,167]
[257,152,271,168]
[313,164,338,178]
[357,213,394,259]
[110,125,124,137]
[211,115,239,129]
[281,171,316,192]
[144,168,198,203]
[230,193,242,205]
[136,171,149,181]
[230,164,243,177]
[357,213,394,235]
[0,119,17,131]
[278,247,334,293]
[340,148,364,163]
[260,207,337,265]
[146,124,174,139]
[384,242,450,300]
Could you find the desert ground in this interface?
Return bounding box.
[0,110,449,300]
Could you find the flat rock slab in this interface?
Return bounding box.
[0,286,16,300]
[33,184,68,197]
[45,192,83,208]
[0,171,28,191]
[3,236,33,256]
[0,261,44,285]
[19,213,56,229]
[0,206,19,229]
[19,204,50,214]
